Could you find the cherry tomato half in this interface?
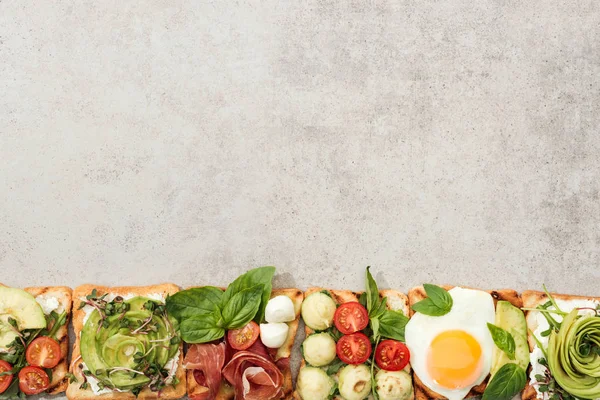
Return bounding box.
[333,302,369,334]
[375,339,410,371]
[0,360,13,394]
[18,366,49,395]
[26,336,62,368]
[336,332,372,364]
[227,321,260,351]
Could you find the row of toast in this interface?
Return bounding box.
[0,267,598,400]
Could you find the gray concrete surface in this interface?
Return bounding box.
[1,1,599,398]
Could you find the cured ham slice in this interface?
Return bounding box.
[222,351,284,400]
[184,342,227,400]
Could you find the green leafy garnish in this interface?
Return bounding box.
[326,358,345,375]
[378,310,408,342]
[411,284,453,316]
[487,323,516,360]
[482,362,526,400]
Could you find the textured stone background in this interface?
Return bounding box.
[1,2,599,295]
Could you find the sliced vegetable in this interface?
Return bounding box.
[334,302,369,334]
[375,369,413,400]
[301,292,337,331]
[338,364,371,400]
[302,333,336,367]
[25,336,61,369]
[490,300,529,376]
[296,367,335,400]
[18,366,49,395]
[228,321,260,350]
[0,360,13,395]
[336,333,372,365]
[375,339,410,371]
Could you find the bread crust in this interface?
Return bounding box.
[521,290,600,400]
[293,287,413,400]
[22,285,73,395]
[67,284,186,400]
[408,285,521,400]
[185,288,303,400]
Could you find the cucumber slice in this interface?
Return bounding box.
[491,300,529,376]
[301,292,336,331]
[302,332,336,367]
[296,367,335,400]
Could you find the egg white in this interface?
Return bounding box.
[405,287,495,400]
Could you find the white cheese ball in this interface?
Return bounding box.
[260,322,289,348]
[265,295,296,323]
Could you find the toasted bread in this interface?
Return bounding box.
[408,285,522,400]
[22,285,73,395]
[185,288,303,400]
[67,284,186,400]
[293,287,413,400]
[521,290,600,400]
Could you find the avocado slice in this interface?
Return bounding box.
[0,286,46,348]
[490,300,529,376]
[80,296,178,392]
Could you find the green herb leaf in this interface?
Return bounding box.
[165,286,223,320]
[487,323,516,360]
[179,314,225,343]
[370,317,380,338]
[411,284,453,316]
[221,284,263,329]
[378,310,409,342]
[221,266,275,323]
[326,358,345,375]
[365,267,381,317]
[482,363,526,400]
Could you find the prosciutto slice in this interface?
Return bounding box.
[222,351,284,400]
[184,342,227,400]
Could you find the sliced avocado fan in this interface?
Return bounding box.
[80,296,179,392]
[547,309,600,399]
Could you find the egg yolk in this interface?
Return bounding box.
[427,330,483,389]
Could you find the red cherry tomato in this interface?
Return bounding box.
[333,302,369,334]
[18,366,49,395]
[0,360,13,394]
[336,332,372,364]
[375,339,410,371]
[26,336,62,368]
[227,321,260,351]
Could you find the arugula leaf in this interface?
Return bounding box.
[487,323,516,360]
[221,266,275,323]
[411,284,453,316]
[482,363,526,400]
[378,310,409,342]
[165,286,223,320]
[221,285,263,329]
[179,314,225,343]
[326,358,345,375]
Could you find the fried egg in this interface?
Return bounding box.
[405,287,495,400]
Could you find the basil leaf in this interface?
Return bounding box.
[371,317,380,338]
[166,286,223,320]
[487,323,516,360]
[365,267,381,317]
[221,266,275,323]
[482,363,526,400]
[221,284,263,329]
[378,310,409,342]
[411,284,453,316]
[179,314,225,343]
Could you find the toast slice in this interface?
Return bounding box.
[521,290,600,400]
[24,285,73,395]
[293,287,413,400]
[67,284,186,400]
[186,288,303,400]
[408,286,522,400]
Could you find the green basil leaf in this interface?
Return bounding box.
[487,323,516,360]
[365,267,380,317]
[482,363,526,400]
[371,317,380,338]
[410,284,453,316]
[221,266,275,323]
[326,358,345,375]
[166,286,223,320]
[378,310,409,342]
[179,314,225,343]
[221,285,263,329]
